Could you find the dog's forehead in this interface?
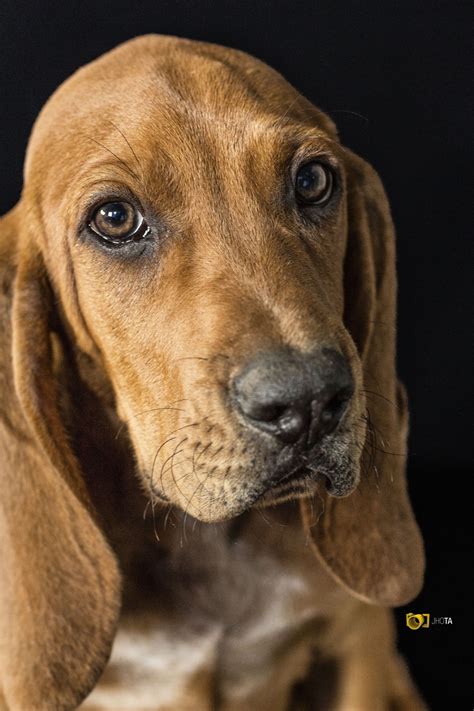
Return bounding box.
[68,34,315,121]
[25,35,336,181]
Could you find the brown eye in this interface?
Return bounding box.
[295,162,334,205]
[89,201,148,244]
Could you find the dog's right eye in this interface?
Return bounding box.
[89,201,149,245]
[294,162,334,206]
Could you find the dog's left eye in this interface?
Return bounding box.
[89,201,149,244]
[295,162,334,206]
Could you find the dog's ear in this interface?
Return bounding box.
[301,150,425,606]
[0,214,121,709]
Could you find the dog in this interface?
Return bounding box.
[0,35,426,710]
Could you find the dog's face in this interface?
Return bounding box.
[25,36,366,521]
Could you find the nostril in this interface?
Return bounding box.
[240,398,309,444]
[322,390,351,420]
[311,385,353,442]
[248,401,291,423]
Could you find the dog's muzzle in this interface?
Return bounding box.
[231,346,355,494]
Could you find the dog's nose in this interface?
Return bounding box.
[232,348,354,445]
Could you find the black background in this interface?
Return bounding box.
[0,1,471,707]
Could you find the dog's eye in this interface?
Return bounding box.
[295,162,334,205]
[89,201,149,244]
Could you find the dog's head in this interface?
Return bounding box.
[1,35,424,708]
[22,36,369,518]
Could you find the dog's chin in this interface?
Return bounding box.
[145,438,360,522]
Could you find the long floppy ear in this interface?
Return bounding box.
[0,213,121,709]
[301,150,425,606]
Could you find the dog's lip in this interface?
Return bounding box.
[272,460,306,486]
[262,461,314,495]
[264,455,357,499]
[255,467,320,506]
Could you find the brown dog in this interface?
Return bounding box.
[0,35,426,710]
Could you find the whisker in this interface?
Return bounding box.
[272,95,301,127]
[143,499,151,520]
[361,389,395,407]
[83,134,141,182]
[151,436,177,484]
[150,497,161,542]
[141,469,161,542]
[175,356,209,362]
[114,403,188,440]
[160,437,188,495]
[327,108,369,124]
[133,406,187,416]
[161,457,188,479]
[106,119,142,170]
[164,504,175,530]
[257,508,274,528]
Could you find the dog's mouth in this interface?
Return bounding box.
[255,432,360,507]
[256,465,340,508]
[148,456,355,516]
[144,423,360,519]
[255,466,319,507]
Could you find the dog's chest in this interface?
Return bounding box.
[82,511,342,709]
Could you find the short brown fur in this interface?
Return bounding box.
[0,35,425,710]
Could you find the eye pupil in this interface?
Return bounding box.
[100,204,129,225]
[295,162,333,205]
[298,175,313,190]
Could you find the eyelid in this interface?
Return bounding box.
[79,184,146,226]
[290,145,340,183]
[292,157,337,184]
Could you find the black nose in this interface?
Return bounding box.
[232,348,354,445]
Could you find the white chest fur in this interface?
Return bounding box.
[81,513,345,709]
[80,625,221,709]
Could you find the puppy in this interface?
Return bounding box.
[0,35,425,710]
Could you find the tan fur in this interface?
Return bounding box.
[0,35,426,710]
